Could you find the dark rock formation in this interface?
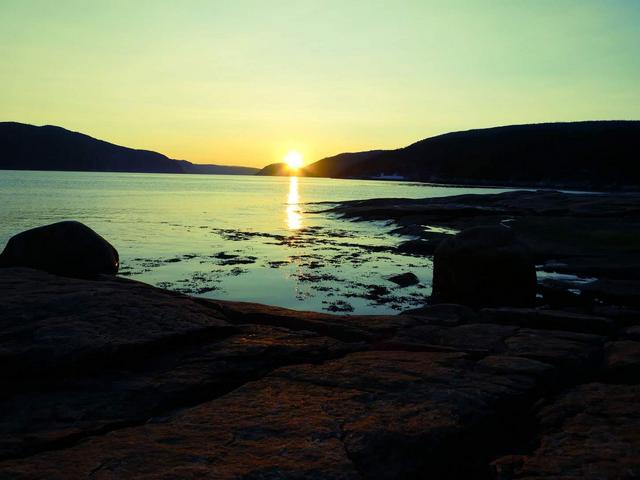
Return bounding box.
[0,268,638,478]
[387,272,420,287]
[432,225,536,307]
[0,221,119,277]
[396,237,445,256]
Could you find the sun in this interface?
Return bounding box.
[284,150,303,169]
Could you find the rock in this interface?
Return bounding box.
[0,268,352,459]
[395,323,521,356]
[580,278,640,307]
[378,320,603,372]
[401,303,478,326]
[481,308,615,335]
[477,355,553,378]
[396,238,440,255]
[0,268,235,381]
[0,351,547,479]
[492,383,640,479]
[504,328,603,378]
[432,225,536,307]
[364,285,390,300]
[0,322,352,461]
[205,298,394,342]
[0,267,631,478]
[0,221,119,277]
[603,340,640,382]
[387,272,419,287]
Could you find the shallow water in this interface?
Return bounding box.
[0,170,512,314]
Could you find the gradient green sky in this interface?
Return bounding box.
[1,1,639,167]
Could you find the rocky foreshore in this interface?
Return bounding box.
[1,267,639,479]
[326,190,640,309]
[1,190,640,479]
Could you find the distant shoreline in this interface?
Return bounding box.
[1,167,625,194]
[0,167,257,176]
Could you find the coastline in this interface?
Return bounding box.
[1,188,639,478]
[3,1,639,477]
[323,189,640,309]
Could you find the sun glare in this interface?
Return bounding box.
[286,176,301,230]
[284,150,303,169]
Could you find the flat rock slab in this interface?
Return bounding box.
[0,269,357,459]
[0,351,547,479]
[204,298,407,341]
[481,308,616,335]
[0,267,637,478]
[493,383,640,479]
[0,268,235,380]
[0,324,353,459]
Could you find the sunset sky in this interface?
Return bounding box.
[1,1,639,167]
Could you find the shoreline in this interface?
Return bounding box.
[1,188,639,478]
[324,189,640,310]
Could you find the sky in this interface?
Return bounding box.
[1,1,639,168]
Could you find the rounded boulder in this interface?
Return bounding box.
[0,221,119,277]
[432,225,536,307]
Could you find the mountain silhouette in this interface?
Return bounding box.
[257,121,640,189]
[0,122,258,175]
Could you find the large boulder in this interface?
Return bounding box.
[432,225,536,307]
[0,221,119,277]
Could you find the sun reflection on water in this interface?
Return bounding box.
[286,176,302,230]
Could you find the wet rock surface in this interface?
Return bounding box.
[1,268,639,479]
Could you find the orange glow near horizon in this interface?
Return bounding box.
[3,3,639,168]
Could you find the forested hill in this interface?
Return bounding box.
[258,121,640,190]
[0,122,258,175]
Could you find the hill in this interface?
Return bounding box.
[175,161,258,175]
[256,150,388,177]
[0,122,258,175]
[260,121,640,189]
[255,162,291,176]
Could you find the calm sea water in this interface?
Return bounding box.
[0,170,511,314]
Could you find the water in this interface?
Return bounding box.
[0,170,511,314]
